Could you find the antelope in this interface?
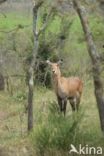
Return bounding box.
[46,60,83,115]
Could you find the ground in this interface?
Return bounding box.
[0,79,104,156]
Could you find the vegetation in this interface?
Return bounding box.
[0,83,104,155]
[0,0,104,156]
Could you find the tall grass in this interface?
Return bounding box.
[30,101,84,156]
[30,86,104,156]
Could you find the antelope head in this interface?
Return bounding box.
[46,60,63,77]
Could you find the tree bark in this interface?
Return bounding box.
[28,0,54,131]
[28,67,34,131]
[27,1,41,131]
[73,0,104,132]
[0,73,4,90]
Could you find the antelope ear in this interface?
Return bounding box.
[46,60,52,65]
[57,59,63,65]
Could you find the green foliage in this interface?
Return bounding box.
[1,11,104,86]
[90,15,104,41]
[0,13,31,30]
[13,91,26,102]
[30,101,83,155]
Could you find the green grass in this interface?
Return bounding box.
[0,80,104,156]
[29,81,104,156]
[0,13,32,43]
[0,10,104,156]
[0,13,32,30]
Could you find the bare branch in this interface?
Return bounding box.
[38,8,54,36]
[33,0,43,10]
[0,24,31,33]
[32,0,44,61]
[32,1,44,38]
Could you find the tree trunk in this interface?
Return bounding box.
[73,0,104,132]
[27,3,39,132]
[28,38,39,131]
[28,68,34,131]
[0,73,4,90]
[27,0,53,131]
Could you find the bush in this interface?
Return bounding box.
[30,101,83,156]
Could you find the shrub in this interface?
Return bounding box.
[30,101,83,156]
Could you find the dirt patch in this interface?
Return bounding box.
[0,111,18,121]
[0,146,9,156]
[0,146,34,156]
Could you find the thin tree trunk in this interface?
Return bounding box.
[28,68,34,131]
[73,0,104,132]
[27,0,53,131]
[27,1,40,131]
[0,73,4,90]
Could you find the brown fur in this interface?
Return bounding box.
[47,61,83,115]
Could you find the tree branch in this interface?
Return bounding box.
[73,0,104,132]
[33,0,43,10]
[73,0,100,61]
[38,8,54,36]
[0,24,31,33]
[33,0,44,37]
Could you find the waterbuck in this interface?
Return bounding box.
[46,60,83,115]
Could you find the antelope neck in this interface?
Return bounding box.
[53,74,62,88]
